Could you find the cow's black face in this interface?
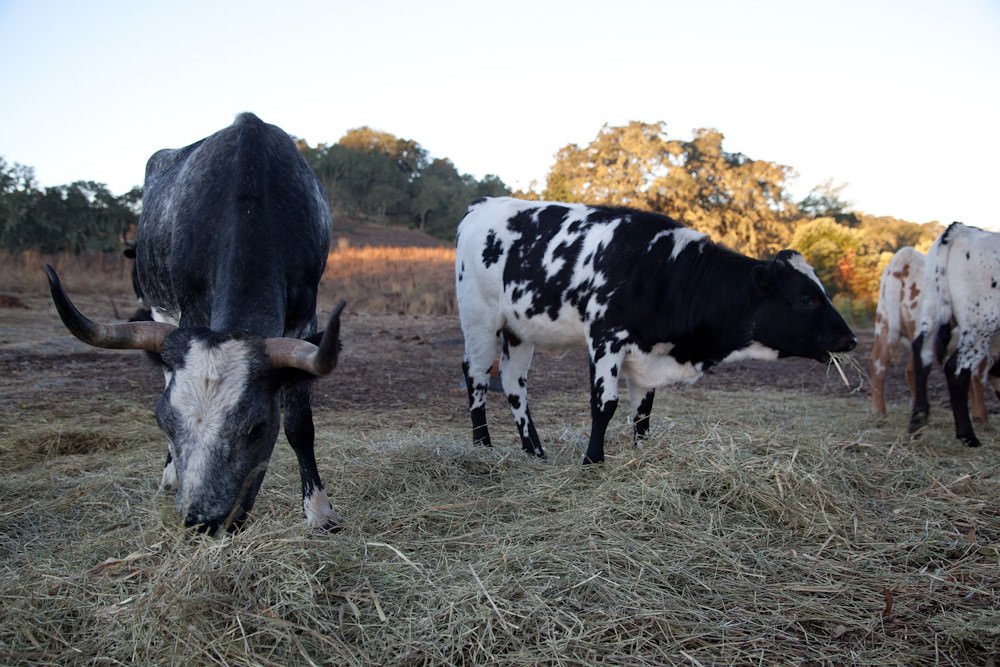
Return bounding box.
[156,329,282,533]
[750,251,856,361]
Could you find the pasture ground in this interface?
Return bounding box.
[1,264,998,665]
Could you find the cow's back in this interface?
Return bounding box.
[137,113,330,337]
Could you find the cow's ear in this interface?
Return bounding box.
[751,263,775,295]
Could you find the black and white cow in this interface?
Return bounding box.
[456,197,857,464]
[45,113,344,532]
[910,222,1000,447]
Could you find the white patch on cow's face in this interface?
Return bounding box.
[160,454,178,491]
[722,342,780,363]
[783,252,825,291]
[169,339,251,499]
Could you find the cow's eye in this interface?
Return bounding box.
[797,293,819,310]
[247,423,265,441]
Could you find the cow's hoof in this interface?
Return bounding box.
[907,413,928,434]
[304,489,343,531]
[473,437,493,448]
[523,445,546,458]
[960,435,983,448]
[582,455,605,465]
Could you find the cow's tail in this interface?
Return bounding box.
[916,225,959,367]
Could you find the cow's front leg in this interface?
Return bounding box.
[500,332,543,457]
[583,348,622,464]
[626,377,655,444]
[283,381,342,530]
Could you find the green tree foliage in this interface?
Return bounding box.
[543,122,799,257]
[0,157,140,253]
[299,128,509,240]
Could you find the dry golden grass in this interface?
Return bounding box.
[0,245,457,316]
[0,250,135,298]
[322,245,456,316]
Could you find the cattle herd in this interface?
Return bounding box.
[42,114,999,533]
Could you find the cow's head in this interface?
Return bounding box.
[44,265,344,533]
[750,250,856,360]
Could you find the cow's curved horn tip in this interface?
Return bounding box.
[43,263,59,285]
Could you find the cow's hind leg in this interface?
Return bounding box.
[944,351,980,447]
[869,325,891,416]
[626,377,655,444]
[284,381,342,529]
[500,330,543,457]
[908,333,933,433]
[462,329,498,448]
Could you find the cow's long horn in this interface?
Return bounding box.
[264,300,346,375]
[44,264,174,351]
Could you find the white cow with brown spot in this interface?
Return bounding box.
[870,246,988,420]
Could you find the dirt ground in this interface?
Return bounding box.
[0,290,961,433]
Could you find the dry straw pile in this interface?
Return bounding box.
[1,382,998,665]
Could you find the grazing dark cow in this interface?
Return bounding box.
[910,222,1000,446]
[871,246,989,419]
[45,113,345,532]
[456,197,856,464]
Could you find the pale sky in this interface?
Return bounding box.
[1,0,998,227]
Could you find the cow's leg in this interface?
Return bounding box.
[283,381,342,529]
[988,360,1000,402]
[462,329,499,448]
[869,320,891,416]
[971,372,988,424]
[908,333,932,433]
[499,331,543,457]
[583,345,623,464]
[904,356,916,406]
[944,351,980,447]
[626,377,655,444]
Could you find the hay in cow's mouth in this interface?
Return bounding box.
[828,351,866,391]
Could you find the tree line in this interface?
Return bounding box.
[0,157,141,253]
[0,120,942,318]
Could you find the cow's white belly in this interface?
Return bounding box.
[622,343,704,388]
[502,302,588,350]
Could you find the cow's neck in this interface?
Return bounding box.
[630,243,761,367]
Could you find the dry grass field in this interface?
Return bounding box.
[1,246,998,665]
